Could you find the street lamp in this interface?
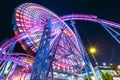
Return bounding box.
[89,47,98,66]
[89,47,97,54]
[89,47,102,80]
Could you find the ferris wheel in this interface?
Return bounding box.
[0,3,120,80]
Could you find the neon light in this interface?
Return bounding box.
[1,2,120,79]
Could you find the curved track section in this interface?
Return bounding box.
[60,14,120,29]
[6,53,35,59]
[0,3,120,77]
[0,14,120,73]
[0,55,32,70]
[1,14,120,52]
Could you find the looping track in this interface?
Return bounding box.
[1,14,120,52]
[0,3,120,79]
[0,53,34,70]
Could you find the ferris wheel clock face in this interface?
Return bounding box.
[13,3,83,73]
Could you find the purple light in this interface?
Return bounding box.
[0,3,120,79]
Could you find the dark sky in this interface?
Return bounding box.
[0,0,120,65]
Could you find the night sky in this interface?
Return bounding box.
[0,0,120,66]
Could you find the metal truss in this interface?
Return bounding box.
[100,22,120,45]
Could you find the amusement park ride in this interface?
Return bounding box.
[0,3,120,80]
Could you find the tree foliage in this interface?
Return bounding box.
[84,75,92,80]
[102,72,113,80]
[110,64,120,76]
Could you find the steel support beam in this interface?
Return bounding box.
[30,20,52,80]
[71,20,99,80]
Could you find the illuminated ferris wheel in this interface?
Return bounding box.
[0,3,120,80]
[13,3,83,75]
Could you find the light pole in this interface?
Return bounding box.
[89,47,98,66]
[89,47,102,80]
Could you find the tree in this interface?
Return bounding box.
[102,72,113,80]
[110,64,120,76]
[84,75,92,80]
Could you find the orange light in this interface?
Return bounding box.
[57,66,60,70]
[16,13,19,16]
[16,9,20,13]
[16,23,21,26]
[21,44,27,51]
[14,30,19,35]
[16,18,19,21]
[58,63,60,66]
[62,30,71,37]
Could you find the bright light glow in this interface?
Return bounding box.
[103,62,106,66]
[117,65,120,69]
[110,63,113,65]
[89,47,97,54]
[82,62,85,65]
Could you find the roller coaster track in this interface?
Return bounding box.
[61,14,120,29]
[0,54,32,70]
[0,14,119,73]
[0,3,120,79]
[6,53,35,59]
[1,14,120,53]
